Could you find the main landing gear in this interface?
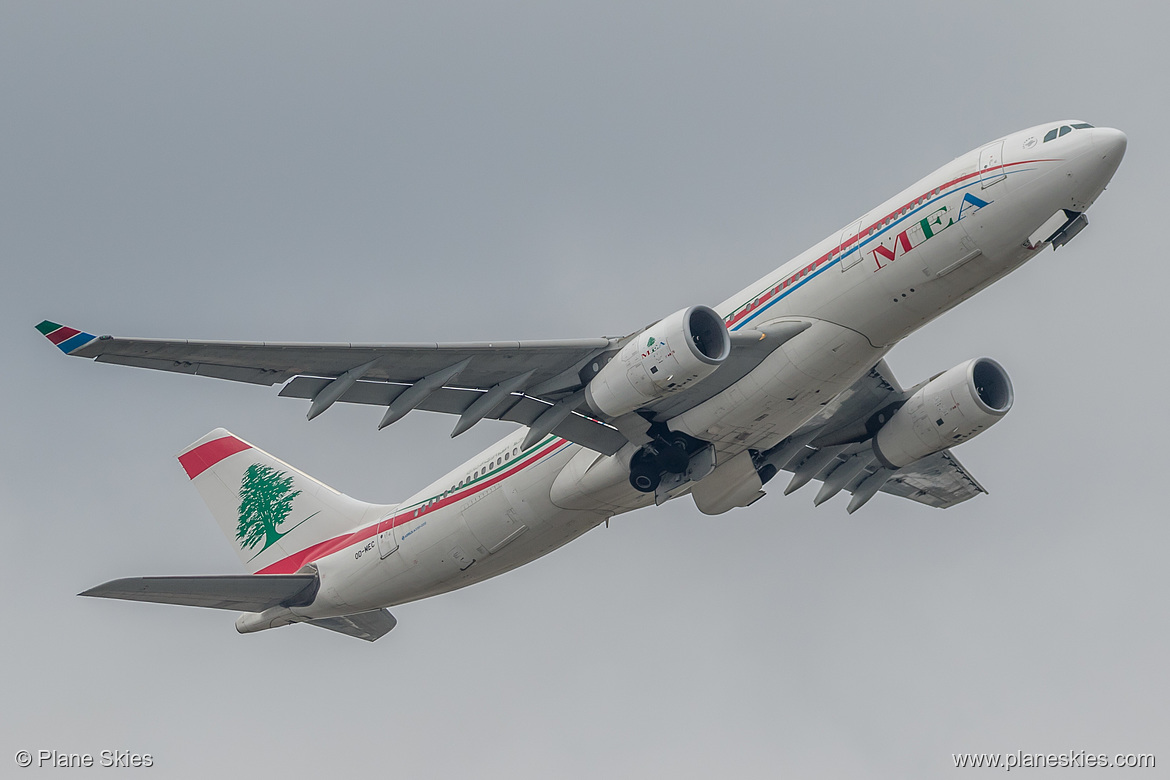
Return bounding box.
[628,428,707,493]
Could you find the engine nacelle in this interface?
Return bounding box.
[585,305,731,418]
[872,358,1013,468]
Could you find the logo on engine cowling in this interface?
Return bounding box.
[643,336,668,358]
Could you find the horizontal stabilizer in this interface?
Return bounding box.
[306,609,397,642]
[80,574,318,612]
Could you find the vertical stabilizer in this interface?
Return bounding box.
[178,429,394,574]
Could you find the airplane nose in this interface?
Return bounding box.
[1092,127,1127,160]
[1065,127,1126,211]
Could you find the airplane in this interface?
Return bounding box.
[38,120,1126,641]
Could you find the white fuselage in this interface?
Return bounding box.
[279,122,1125,620]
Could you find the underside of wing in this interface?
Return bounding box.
[750,361,988,512]
[769,440,986,512]
[873,450,986,508]
[80,574,318,612]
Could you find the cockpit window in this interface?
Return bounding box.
[1043,123,1094,143]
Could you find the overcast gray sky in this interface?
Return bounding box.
[3,2,1166,777]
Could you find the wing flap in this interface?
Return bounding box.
[80,574,318,612]
[280,377,627,455]
[306,609,397,642]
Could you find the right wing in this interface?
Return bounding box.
[37,319,792,456]
[38,320,612,389]
[37,319,628,454]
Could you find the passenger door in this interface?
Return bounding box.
[979,141,1006,188]
[838,219,864,271]
[461,487,528,555]
[376,514,398,558]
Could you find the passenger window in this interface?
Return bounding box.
[1059,125,1071,137]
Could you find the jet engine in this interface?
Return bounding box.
[872,358,1013,468]
[584,305,731,419]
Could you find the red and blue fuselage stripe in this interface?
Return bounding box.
[725,160,1053,332]
[256,436,574,574]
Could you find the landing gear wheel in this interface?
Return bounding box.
[658,433,691,474]
[629,458,662,493]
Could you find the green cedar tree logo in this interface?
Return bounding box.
[236,463,303,555]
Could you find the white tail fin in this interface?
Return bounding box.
[178,428,395,574]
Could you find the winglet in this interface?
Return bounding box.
[36,320,98,354]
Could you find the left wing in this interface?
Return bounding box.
[752,361,988,512]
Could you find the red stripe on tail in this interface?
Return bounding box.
[179,436,252,479]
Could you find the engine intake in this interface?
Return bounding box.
[872,357,1013,468]
[585,305,731,418]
